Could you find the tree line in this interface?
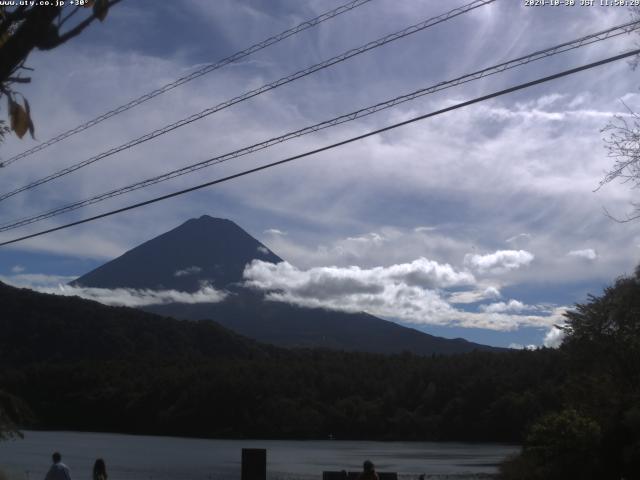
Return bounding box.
[0,270,639,478]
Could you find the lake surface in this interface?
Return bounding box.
[0,431,519,480]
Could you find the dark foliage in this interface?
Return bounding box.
[5,265,639,479]
[0,282,271,366]
[0,281,561,442]
[73,215,502,356]
[0,1,121,144]
[501,269,640,480]
[0,390,32,440]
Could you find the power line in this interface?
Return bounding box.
[0,0,373,169]
[0,0,495,202]
[1,20,637,233]
[1,48,637,248]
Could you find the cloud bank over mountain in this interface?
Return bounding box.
[244,258,565,333]
[38,283,227,308]
[0,1,637,348]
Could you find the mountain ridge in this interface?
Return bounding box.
[73,215,502,355]
[72,215,282,292]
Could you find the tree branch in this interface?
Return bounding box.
[0,6,60,84]
[58,5,80,28]
[6,77,30,84]
[602,205,640,223]
[0,6,28,37]
[42,0,123,50]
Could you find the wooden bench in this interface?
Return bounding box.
[322,471,398,480]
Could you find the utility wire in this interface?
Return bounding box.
[0,0,495,202]
[0,0,373,169]
[1,48,637,248]
[0,20,637,233]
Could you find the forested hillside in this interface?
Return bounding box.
[0,281,270,365]
[2,270,639,480]
[501,268,640,479]
[0,281,561,441]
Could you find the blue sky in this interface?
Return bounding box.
[1,0,639,348]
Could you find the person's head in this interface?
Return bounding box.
[363,460,374,473]
[52,452,61,464]
[93,458,107,476]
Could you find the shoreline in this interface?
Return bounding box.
[12,428,521,447]
[1,468,499,480]
[0,431,516,480]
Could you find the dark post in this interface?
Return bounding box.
[241,448,266,480]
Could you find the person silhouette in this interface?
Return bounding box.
[357,460,379,480]
[44,452,71,480]
[92,459,108,480]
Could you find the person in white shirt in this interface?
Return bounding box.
[44,452,71,480]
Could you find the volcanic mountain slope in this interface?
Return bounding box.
[73,215,501,355]
[72,216,283,292]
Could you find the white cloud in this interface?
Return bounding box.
[543,324,567,348]
[414,226,438,233]
[243,258,469,323]
[484,286,502,299]
[0,1,633,348]
[245,258,474,293]
[449,306,568,332]
[264,229,287,236]
[464,250,534,274]
[37,283,227,308]
[257,245,270,254]
[505,233,531,244]
[261,226,473,271]
[1,269,227,307]
[509,343,537,350]
[480,299,530,313]
[243,259,563,331]
[536,93,565,109]
[174,266,203,277]
[448,285,501,304]
[0,273,78,289]
[345,233,386,245]
[567,248,597,261]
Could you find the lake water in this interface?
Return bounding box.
[0,431,519,480]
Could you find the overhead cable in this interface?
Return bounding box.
[1,47,637,247]
[0,0,373,168]
[0,20,637,233]
[0,0,495,201]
